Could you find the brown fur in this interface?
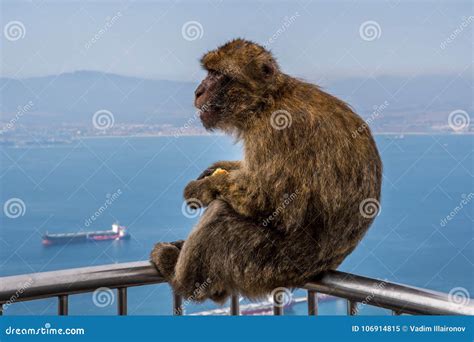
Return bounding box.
[151,39,382,303]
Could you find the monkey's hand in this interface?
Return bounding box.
[185,170,268,219]
[184,172,229,208]
[197,160,241,180]
[211,168,229,176]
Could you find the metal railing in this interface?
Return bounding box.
[0,261,472,316]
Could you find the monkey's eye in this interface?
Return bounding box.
[261,62,276,79]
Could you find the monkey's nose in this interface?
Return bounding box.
[195,85,205,99]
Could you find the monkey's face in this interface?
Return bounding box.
[196,39,282,131]
[194,69,274,131]
[194,71,231,129]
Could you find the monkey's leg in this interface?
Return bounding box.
[171,200,306,303]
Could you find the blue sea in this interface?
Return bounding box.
[0,135,472,315]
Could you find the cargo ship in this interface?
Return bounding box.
[42,223,130,246]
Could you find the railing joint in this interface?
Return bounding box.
[117,287,128,315]
[230,295,240,316]
[307,290,318,316]
[58,294,68,315]
[173,292,183,316]
[347,300,357,316]
[272,291,284,316]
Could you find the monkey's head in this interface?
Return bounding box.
[195,39,282,131]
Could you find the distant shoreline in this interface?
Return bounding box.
[1,131,472,149]
[77,131,473,139]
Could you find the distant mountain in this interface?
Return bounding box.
[325,74,471,112]
[0,71,196,127]
[0,71,471,129]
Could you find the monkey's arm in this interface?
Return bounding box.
[197,160,241,180]
[184,171,267,218]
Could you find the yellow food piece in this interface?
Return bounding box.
[212,168,229,176]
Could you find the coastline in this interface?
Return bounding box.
[1,131,472,149]
[77,131,473,139]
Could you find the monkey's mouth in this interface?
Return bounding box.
[198,107,220,129]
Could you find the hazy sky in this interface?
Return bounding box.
[1,0,472,82]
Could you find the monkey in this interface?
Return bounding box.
[151,38,382,304]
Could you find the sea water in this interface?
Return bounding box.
[0,135,472,315]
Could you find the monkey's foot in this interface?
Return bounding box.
[209,289,229,304]
[150,242,180,280]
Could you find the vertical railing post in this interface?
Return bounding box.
[307,290,318,316]
[58,295,68,315]
[117,287,127,315]
[347,300,357,315]
[230,295,240,316]
[173,292,183,316]
[273,291,284,316]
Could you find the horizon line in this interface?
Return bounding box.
[0,69,470,84]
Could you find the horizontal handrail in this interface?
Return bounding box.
[0,261,473,315]
[303,271,473,315]
[0,261,164,302]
